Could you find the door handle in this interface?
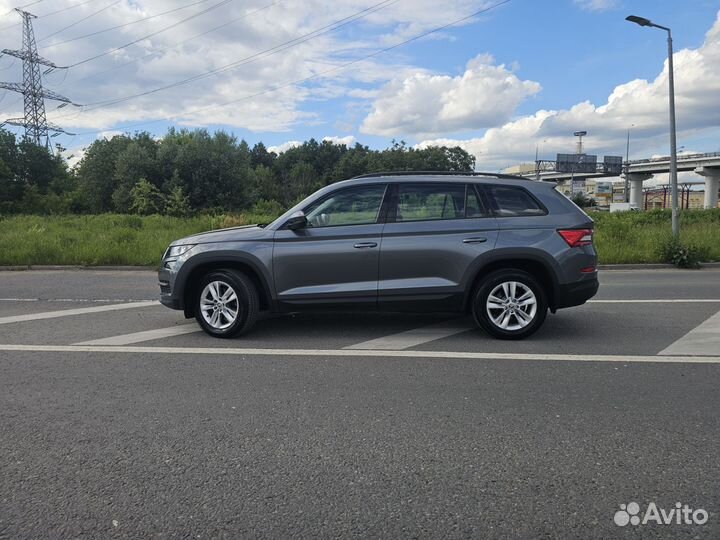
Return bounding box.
[353,242,378,249]
[463,237,488,244]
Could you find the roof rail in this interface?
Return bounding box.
[350,170,528,181]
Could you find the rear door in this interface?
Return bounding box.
[378,182,499,311]
[273,183,389,308]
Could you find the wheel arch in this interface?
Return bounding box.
[178,255,273,318]
[463,251,561,313]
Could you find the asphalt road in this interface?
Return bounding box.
[1,269,719,538]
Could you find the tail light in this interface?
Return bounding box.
[558,228,594,247]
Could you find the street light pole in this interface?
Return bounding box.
[666,28,679,237]
[625,127,631,203]
[626,15,679,237]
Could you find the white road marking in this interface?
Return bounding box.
[0,298,153,303]
[658,309,720,356]
[588,299,720,303]
[75,324,200,346]
[0,343,719,363]
[0,301,158,325]
[2,298,718,305]
[344,319,474,350]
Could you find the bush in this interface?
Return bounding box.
[129,179,164,215]
[165,186,191,217]
[570,192,593,208]
[252,199,285,216]
[656,237,710,269]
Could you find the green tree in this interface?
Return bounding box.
[0,158,19,213]
[75,135,132,212]
[129,178,164,215]
[164,186,191,217]
[249,165,282,202]
[112,134,160,212]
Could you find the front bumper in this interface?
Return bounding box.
[158,264,183,311]
[554,276,599,309]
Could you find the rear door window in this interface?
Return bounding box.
[485,185,546,217]
[396,183,466,222]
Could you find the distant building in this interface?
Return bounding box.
[504,163,537,175]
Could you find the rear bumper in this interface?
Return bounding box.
[554,276,599,309]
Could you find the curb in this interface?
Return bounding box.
[0,265,156,271]
[598,262,720,270]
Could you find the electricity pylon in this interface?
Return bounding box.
[0,9,76,149]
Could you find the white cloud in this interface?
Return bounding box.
[360,54,541,138]
[0,0,499,135]
[418,10,720,169]
[267,140,302,154]
[322,135,356,146]
[63,145,86,168]
[573,0,617,12]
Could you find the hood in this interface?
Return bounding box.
[171,225,270,246]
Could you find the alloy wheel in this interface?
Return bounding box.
[199,280,239,330]
[485,281,538,331]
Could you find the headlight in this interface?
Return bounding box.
[164,244,195,259]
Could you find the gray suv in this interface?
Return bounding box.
[159,172,598,340]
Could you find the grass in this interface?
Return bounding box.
[0,213,276,266]
[591,209,720,264]
[0,209,718,266]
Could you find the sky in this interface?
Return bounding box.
[0,0,719,175]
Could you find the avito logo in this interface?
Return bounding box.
[614,502,708,526]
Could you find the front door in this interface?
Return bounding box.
[273,183,389,308]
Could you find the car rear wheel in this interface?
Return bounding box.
[195,270,259,338]
[472,270,547,340]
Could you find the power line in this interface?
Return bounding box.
[64,0,511,136]
[70,0,282,85]
[65,0,234,68]
[77,0,400,109]
[37,0,121,43]
[39,0,100,19]
[1,0,101,32]
[44,0,215,48]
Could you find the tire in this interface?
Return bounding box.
[194,270,259,338]
[471,269,548,340]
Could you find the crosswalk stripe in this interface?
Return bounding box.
[344,319,476,350]
[658,309,720,356]
[75,324,199,346]
[0,301,158,325]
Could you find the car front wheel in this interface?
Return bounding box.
[195,270,258,338]
[472,270,547,340]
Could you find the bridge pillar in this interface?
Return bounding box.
[627,173,652,209]
[694,166,720,209]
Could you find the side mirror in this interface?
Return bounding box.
[284,210,308,230]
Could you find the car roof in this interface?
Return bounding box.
[333,172,547,189]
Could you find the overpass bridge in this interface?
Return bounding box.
[521,152,720,209]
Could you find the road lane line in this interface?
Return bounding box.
[0,301,158,325]
[75,324,200,346]
[344,319,474,350]
[0,298,153,303]
[658,309,720,356]
[589,299,720,303]
[1,344,719,364]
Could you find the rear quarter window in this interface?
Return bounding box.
[485,185,547,217]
